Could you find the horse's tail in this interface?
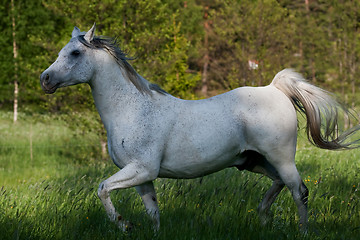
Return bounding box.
[271,68,360,150]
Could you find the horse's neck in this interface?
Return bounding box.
[89,63,149,130]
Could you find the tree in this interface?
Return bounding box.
[11,0,18,123]
[158,15,201,99]
[0,0,15,110]
[1,0,360,113]
[203,0,295,91]
[327,0,360,108]
[0,0,67,114]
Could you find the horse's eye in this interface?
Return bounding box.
[71,50,81,56]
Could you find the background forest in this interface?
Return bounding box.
[1,0,360,117]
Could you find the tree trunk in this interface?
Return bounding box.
[338,39,349,129]
[304,0,309,12]
[11,0,19,123]
[201,6,209,97]
[350,54,356,110]
[304,0,316,83]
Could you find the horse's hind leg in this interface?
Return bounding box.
[271,159,309,232]
[257,179,285,224]
[135,182,160,230]
[236,151,285,224]
[242,151,309,231]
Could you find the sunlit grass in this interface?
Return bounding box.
[1,111,359,239]
[0,111,103,186]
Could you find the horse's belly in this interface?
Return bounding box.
[158,139,241,179]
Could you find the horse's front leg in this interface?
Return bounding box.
[97,162,158,231]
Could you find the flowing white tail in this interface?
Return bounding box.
[271,69,360,150]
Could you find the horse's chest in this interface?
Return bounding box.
[107,128,158,169]
[107,137,136,168]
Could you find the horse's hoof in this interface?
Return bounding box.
[117,219,134,232]
[299,223,308,235]
[258,210,273,226]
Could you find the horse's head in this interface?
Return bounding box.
[40,24,97,94]
[41,23,163,96]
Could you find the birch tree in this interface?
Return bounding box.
[11,0,18,123]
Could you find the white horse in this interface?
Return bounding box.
[40,24,359,232]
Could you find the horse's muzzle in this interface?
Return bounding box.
[40,71,58,94]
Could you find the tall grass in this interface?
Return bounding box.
[0,111,103,186]
[0,111,359,239]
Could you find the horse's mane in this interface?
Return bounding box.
[78,35,167,95]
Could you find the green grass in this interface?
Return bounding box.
[1,111,360,239]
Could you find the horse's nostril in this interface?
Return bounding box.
[41,73,50,84]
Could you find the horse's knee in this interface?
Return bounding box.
[97,181,109,199]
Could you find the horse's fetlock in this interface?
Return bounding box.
[301,182,309,206]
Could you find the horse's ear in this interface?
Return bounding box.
[72,26,81,38]
[84,23,96,43]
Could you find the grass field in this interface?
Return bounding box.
[1,111,359,239]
